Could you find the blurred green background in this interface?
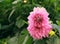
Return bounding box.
[0,0,60,44]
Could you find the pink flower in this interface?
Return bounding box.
[27,7,52,39]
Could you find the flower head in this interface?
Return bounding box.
[27,7,52,39]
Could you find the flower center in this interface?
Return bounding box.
[36,17,42,22]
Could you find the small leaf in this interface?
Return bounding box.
[19,29,29,44]
[7,36,18,44]
[34,39,46,44]
[0,0,4,2]
[22,35,29,44]
[4,0,12,3]
[18,29,33,44]
[0,22,14,30]
[56,21,60,26]
[25,35,33,44]
[0,24,1,29]
[16,19,25,28]
[46,36,60,44]
[52,24,60,35]
[8,9,15,22]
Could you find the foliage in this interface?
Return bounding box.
[0,0,60,44]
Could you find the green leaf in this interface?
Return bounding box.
[34,39,46,44]
[46,36,60,44]
[22,35,29,44]
[7,36,18,44]
[0,22,14,30]
[25,35,33,44]
[8,9,15,22]
[52,24,60,35]
[4,0,12,3]
[16,19,25,28]
[18,29,33,44]
[19,29,28,44]
[0,0,4,2]
[56,21,60,26]
[0,39,7,44]
[0,24,1,29]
